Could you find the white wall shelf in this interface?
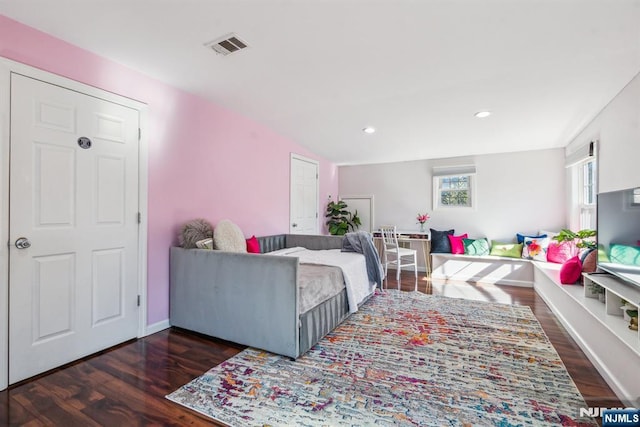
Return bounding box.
[582,273,639,353]
[533,266,640,405]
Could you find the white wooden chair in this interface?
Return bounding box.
[379,225,418,290]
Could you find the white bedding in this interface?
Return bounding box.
[270,247,375,313]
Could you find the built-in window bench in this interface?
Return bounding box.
[431,253,534,287]
[432,252,640,405]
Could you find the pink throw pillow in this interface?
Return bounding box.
[246,235,261,253]
[447,233,468,254]
[547,241,577,264]
[560,256,582,284]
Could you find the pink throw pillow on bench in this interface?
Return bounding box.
[560,256,582,284]
[547,241,577,264]
[447,233,468,254]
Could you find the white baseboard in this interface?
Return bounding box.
[386,266,428,273]
[430,273,533,287]
[141,319,170,337]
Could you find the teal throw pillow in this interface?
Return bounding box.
[463,238,490,256]
[609,244,640,266]
[490,241,523,258]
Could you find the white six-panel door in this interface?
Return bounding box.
[8,73,140,384]
[290,154,319,234]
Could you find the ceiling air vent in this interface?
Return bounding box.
[204,33,249,56]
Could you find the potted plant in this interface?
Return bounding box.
[598,287,606,303]
[620,300,636,321]
[325,200,361,235]
[552,228,597,250]
[629,310,638,331]
[553,228,597,273]
[585,281,604,299]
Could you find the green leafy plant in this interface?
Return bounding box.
[552,228,597,250]
[325,200,361,235]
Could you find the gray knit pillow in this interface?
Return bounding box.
[179,218,213,249]
[213,220,247,253]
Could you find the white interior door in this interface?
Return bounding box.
[290,154,319,234]
[8,73,140,384]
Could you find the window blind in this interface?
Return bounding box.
[565,140,597,168]
[432,164,476,177]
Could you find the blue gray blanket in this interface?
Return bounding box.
[342,231,384,288]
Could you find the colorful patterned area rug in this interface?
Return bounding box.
[167,290,596,426]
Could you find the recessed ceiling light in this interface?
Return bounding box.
[363,127,376,134]
[474,111,491,118]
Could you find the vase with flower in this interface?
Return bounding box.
[416,213,430,232]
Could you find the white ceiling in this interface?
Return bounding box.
[2,0,639,165]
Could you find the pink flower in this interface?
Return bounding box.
[416,213,430,224]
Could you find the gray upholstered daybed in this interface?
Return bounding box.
[170,234,376,359]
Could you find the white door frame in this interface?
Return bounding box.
[289,153,319,234]
[0,57,149,391]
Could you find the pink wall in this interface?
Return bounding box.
[0,15,339,326]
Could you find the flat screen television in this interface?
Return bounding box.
[597,187,640,288]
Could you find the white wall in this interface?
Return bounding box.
[566,72,640,193]
[339,148,566,242]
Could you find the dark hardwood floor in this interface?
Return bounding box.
[1,273,622,426]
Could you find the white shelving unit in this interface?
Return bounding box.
[582,273,640,351]
[533,265,640,405]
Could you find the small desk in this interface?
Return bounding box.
[373,231,431,275]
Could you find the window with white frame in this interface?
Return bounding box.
[632,188,640,206]
[566,141,597,231]
[578,159,597,229]
[432,165,476,210]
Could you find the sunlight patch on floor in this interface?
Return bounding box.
[429,279,514,305]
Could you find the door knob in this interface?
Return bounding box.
[292,223,298,228]
[15,237,31,249]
